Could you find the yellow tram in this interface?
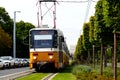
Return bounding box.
[29,28,70,71]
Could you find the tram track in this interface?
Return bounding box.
[0,67,57,80]
[42,73,58,80]
[0,69,35,80]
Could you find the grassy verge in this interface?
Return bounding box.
[72,64,120,80]
[17,73,49,80]
[16,65,75,80]
[52,73,75,80]
[52,66,76,80]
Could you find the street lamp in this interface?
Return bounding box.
[13,11,21,59]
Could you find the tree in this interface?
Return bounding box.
[94,0,104,43]
[83,22,91,50]
[89,16,95,43]
[103,0,120,31]
[0,26,12,56]
[0,7,36,58]
[16,21,35,58]
[74,35,83,60]
[82,23,92,63]
[16,21,35,40]
[0,7,13,35]
[93,0,114,45]
[102,0,120,76]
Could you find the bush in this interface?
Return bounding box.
[103,67,113,77]
[72,65,116,80]
[72,65,92,74]
[117,67,120,76]
[69,60,78,66]
[72,65,92,79]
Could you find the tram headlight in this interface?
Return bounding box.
[33,56,37,60]
[49,55,53,59]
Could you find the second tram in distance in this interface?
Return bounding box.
[29,28,70,72]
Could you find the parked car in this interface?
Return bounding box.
[18,58,29,67]
[25,59,30,66]
[19,59,26,67]
[14,58,21,67]
[0,58,9,68]
[0,59,4,69]
[0,56,15,68]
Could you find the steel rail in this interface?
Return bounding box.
[42,73,58,80]
[0,69,35,80]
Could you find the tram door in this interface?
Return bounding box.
[58,36,63,68]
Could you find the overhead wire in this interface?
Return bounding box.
[36,0,96,28]
[57,0,88,3]
[43,3,54,18]
[56,0,97,3]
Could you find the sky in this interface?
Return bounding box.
[0,0,98,49]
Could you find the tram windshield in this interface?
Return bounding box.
[30,30,57,48]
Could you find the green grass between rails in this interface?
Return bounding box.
[17,65,75,80]
[52,65,76,80]
[17,73,49,80]
[52,73,76,80]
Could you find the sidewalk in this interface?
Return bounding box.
[107,63,120,67]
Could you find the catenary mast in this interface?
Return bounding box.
[37,0,57,28]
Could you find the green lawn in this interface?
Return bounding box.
[17,73,49,80]
[17,65,75,80]
[52,73,76,80]
[52,65,76,80]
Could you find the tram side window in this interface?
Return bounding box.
[53,34,57,48]
[30,34,34,48]
[61,36,64,42]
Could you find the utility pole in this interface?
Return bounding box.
[13,11,21,59]
[37,0,57,28]
[53,1,56,28]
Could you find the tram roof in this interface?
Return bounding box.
[30,27,58,31]
[30,28,64,36]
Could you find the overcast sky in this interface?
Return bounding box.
[0,0,98,49]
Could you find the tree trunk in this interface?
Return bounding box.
[87,50,91,64]
[104,47,107,67]
[111,47,114,71]
[100,43,103,75]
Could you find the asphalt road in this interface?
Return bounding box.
[0,67,30,77]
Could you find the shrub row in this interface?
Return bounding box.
[72,65,120,80]
[72,65,92,80]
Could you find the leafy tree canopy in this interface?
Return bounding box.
[0,26,12,49]
[83,23,91,50]
[74,35,84,60]
[89,16,95,43]
[16,20,35,40]
[0,7,13,35]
